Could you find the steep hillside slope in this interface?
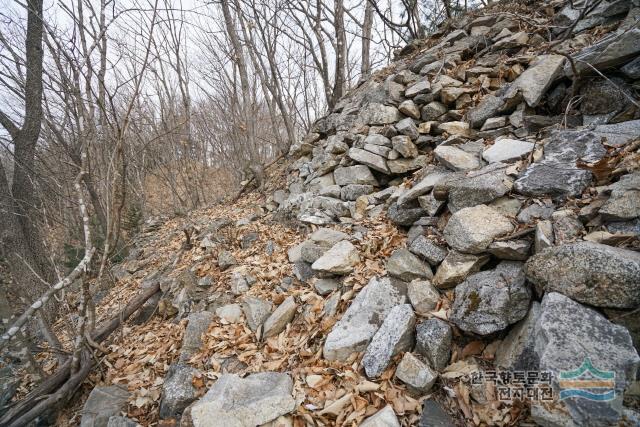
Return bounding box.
[53,0,640,426]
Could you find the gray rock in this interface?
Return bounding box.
[197,276,213,288]
[622,54,640,79]
[409,236,448,266]
[229,271,250,295]
[492,31,528,50]
[433,251,488,289]
[506,55,565,107]
[418,400,455,427]
[242,297,273,332]
[552,210,585,244]
[263,296,297,338]
[341,184,375,201]
[364,143,392,158]
[314,278,340,296]
[360,405,401,427]
[421,101,448,121]
[180,312,214,362]
[190,372,296,427]
[480,116,507,131]
[364,134,392,147]
[216,304,243,323]
[487,240,531,260]
[444,205,514,254]
[580,76,632,116]
[416,318,452,371]
[395,353,437,394]
[482,139,534,163]
[514,130,606,198]
[0,368,18,411]
[437,121,471,137]
[391,135,418,158]
[358,103,402,125]
[348,148,390,174]
[534,220,554,253]
[451,261,531,335]
[407,279,440,316]
[567,28,640,76]
[240,232,259,249]
[287,243,304,263]
[466,94,508,129]
[159,364,200,419]
[293,261,315,282]
[106,417,138,427]
[397,167,451,207]
[395,119,420,141]
[272,190,289,206]
[311,240,360,275]
[599,173,640,221]
[387,202,426,226]
[80,386,129,427]
[386,248,433,281]
[387,155,429,174]
[495,302,540,371]
[217,250,237,270]
[434,146,480,171]
[323,276,407,361]
[310,227,350,246]
[444,164,513,212]
[489,197,522,217]
[300,240,329,263]
[517,202,554,223]
[405,79,431,97]
[363,304,416,378]
[534,292,640,427]
[307,172,336,193]
[322,291,341,318]
[334,165,379,186]
[525,242,640,308]
[418,194,446,216]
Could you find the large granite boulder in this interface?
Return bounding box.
[311,240,360,275]
[323,276,407,361]
[444,205,514,254]
[80,386,130,427]
[494,302,541,371]
[534,292,640,427]
[524,242,640,308]
[190,372,296,427]
[159,364,200,419]
[514,130,606,198]
[180,312,214,362]
[450,262,531,335]
[415,318,452,371]
[386,248,433,281]
[362,304,416,378]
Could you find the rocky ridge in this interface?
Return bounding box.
[75,0,640,426]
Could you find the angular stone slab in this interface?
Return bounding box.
[323,276,407,361]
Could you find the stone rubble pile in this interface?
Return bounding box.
[270,0,640,424]
[81,0,640,426]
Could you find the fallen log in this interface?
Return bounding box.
[0,283,160,427]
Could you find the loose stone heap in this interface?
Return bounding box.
[84,1,640,426]
[274,0,640,424]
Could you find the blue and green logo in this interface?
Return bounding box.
[558,358,616,401]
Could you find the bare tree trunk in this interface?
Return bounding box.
[332,0,347,107]
[361,0,373,82]
[220,0,258,163]
[0,0,56,312]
